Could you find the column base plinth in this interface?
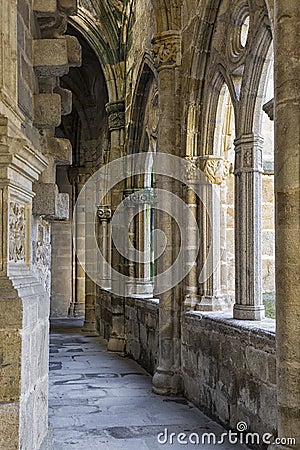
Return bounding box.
[233,304,265,320]
[184,294,201,311]
[197,295,234,311]
[126,281,154,299]
[107,337,126,354]
[82,321,98,336]
[152,367,182,396]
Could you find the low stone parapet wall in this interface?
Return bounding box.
[182,311,277,441]
[125,297,159,375]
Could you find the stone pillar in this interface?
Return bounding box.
[0,118,50,450]
[68,168,91,318]
[184,157,200,310]
[198,156,232,311]
[273,0,300,446]
[125,188,154,299]
[151,30,182,395]
[97,205,112,290]
[82,167,98,334]
[105,100,126,353]
[123,187,136,296]
[233,133,265,320]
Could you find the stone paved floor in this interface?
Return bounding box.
[49,319,249,450]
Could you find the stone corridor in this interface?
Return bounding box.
[49,320,249,450]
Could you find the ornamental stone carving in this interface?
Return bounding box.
[9,202,26,262]
[234,134,264,174]
[152,31,181,70]
[123,188,155,206]
[199,156,231,185]
[243,149,253,167]
[184,156,201,184]
[106,100,125,131]
[97,205,112,221]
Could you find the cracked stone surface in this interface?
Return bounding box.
[49,319,249,449]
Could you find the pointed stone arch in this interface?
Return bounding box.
[69,5,123,102]
[127,55,158,155]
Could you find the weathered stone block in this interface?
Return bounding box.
[58,0,77,15]
[54,86,72,115]
[33,39,69,78]
[0,330,22,401]
[33,94,61,128]
[33,0,57,15]
[65,35,82,67]
[245,346,268,382]
[47,137,72,164]
[262,175,275,204]
[0,402,19,449]
[32,183,69,220]
[268,355,277,385]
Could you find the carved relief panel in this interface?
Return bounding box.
[9,201,26,263]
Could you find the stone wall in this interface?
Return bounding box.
[182,312,277,440]
[50,221,72,317]
[96,297,277,439]
[125,297,159,375]
[17,0,38,122]
[0,0,80,447]
[96,289,112,341]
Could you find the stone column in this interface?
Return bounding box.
[184,157,200,310]
[126,188,154,299]
[123,187,136,296]
[151,30,182,395]
[105,100,126,353]
[233,133,265,320]
[82,166,98,334]
[97,204,112,290]
[68,168,90,318]
[273,1,300,446]
[198,156,232,311]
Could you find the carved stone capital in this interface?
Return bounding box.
[129,188,154,205]
[152,31,181,71]
[123,188,154,207]
[97,205,112,221]
[105,100,125,131]
[234,134,264,174]
[199,156,231,185]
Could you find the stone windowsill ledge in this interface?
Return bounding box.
[126,296,159,310]
[185,310,276,338]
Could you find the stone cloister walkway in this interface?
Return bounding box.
[49,319,249,450]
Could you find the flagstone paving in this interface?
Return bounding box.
[49,319,249,450]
